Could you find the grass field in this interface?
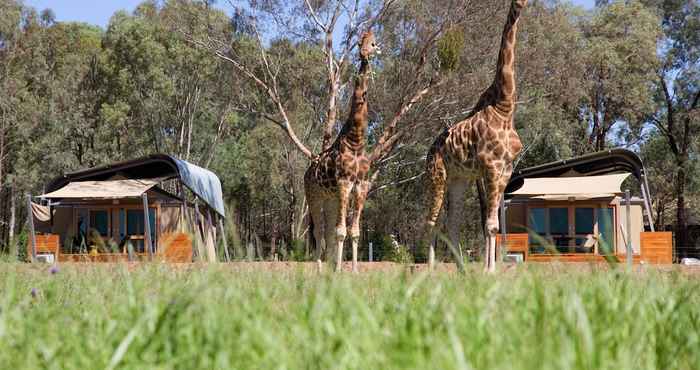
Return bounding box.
[1,262,699,370]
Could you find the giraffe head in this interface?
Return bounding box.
[359,31,380,60]
[514,0,528,9]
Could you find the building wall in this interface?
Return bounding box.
[506,203,527,233]
[160,205,182,235]
[51,207,74,250]
[611,198,644,254]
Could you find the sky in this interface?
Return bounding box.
[24,0,598,29]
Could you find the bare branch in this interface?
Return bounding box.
[369,77,444,162]
[368,171,424,196]
[183,31,314,159]
[304,0,328,32]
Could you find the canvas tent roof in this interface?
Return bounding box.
[40,179,159,199]
[506,148,645,195]
[46,155,225,217]
[510,173,630,200]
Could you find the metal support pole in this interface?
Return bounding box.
[625,189,632,267]
[218,217,230,262]
[194,200,203,260]
[142,193,153,260]
[640,173,655,232]
[26,194,37,263]
[368,242,373,262]
[206,209,218,262]
[500,198,507,262]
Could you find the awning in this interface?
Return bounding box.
[510,173,630,199]
[40,179,159,199]
[46,154,225,217]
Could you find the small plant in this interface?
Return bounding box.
[437,27,465,72]
[286,239,307,262]
[384,236,414,264]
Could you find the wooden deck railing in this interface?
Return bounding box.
[29,232,194,263]
[497,232,673,264]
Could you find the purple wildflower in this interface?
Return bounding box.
[30,288,38,298]
[49,265,59,275]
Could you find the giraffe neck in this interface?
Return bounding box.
[476,1,523,117]
[337,58,370,152]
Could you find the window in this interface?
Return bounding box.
[574,208,595,252]
[528,208,546,250]
[549,208,569,250]
[527,205,615,255]
[125,209,156,253]
[89,210,109,236]
[597,208,615,255]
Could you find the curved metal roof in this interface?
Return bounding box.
[505,148,646,195]
[46,154,225,217]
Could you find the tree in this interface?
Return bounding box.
[640,0,700,258]
[582,1,661,151]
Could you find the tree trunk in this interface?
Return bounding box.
[8,187,16,259]
[270,233,277,261]
[675,162,687,260]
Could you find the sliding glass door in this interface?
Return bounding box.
[527,205,615,255]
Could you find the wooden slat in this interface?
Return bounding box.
[640,232,673,264]
[158,232,193,263]
[53,232,192,263]
[58,253,149,263]
[27,234,60,259]
[496,233,529,260]
[527,253,640,263]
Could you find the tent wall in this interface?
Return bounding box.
[611,197,644,254]
[51,207,74,251]
[160,205,182,235]
[505,203,527,233]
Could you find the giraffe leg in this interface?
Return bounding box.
[334,180,353,272]
[307,193,325,261]
[447,179,468,267]
[424,152,447,271]
[483,165,511,273]
[323,198,339,266]
[349,181,369,274]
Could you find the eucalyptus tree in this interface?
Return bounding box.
[581,1,661,151]
[640,0,700,257]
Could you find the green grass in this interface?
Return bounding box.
[1,263,699,370]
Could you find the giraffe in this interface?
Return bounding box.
[423,0,527,273]
[304,31,380,272]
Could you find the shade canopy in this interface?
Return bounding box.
[510,173,630,200]
[46,154,225,217]
[40,179,160,199]
[506,149,645,195]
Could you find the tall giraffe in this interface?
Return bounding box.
[423,0,527,272]
[305,31,380,272]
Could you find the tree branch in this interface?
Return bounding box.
[184,32,314,159]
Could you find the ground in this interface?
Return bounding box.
[1,262,699,369]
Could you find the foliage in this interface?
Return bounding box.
[437,27,464,72]
[1,265,699,369]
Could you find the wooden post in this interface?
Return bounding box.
[26,194,37,263]
[193,200,205,261]
[640,174,655,232]
[625,189,632,267]
[205,209,217,262]
[218,216,231,262]
[368,242,373,262]
[142,193,153,260]
[500,198,507,262]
